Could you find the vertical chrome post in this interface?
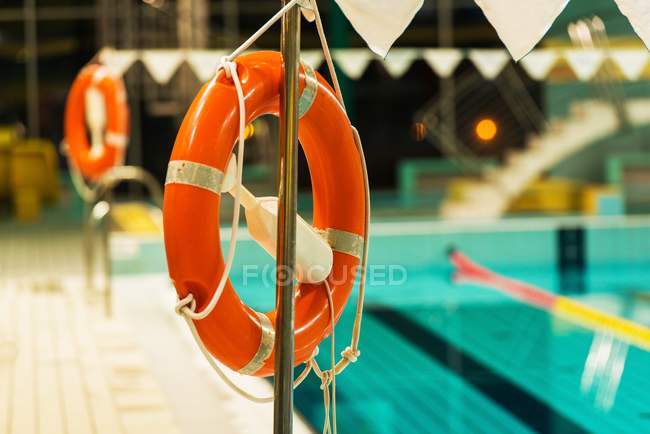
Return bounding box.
[274,1,300,433]
[83,200,94,294]
[101,191,113,317]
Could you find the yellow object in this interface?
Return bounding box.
[475,118,498,141]
[13,189,41,221]
[0,125,19,147]
[110,203,161,234]
[447,177,621,215]
[0,125,20,199]
[447,177,483,202]
[447,177,581,213]
[555,297,650,352]
[509,178,581,213]
[244,123,255,139]
[581,185,621,215]
[9,139,60,221]
[0,143,9,199]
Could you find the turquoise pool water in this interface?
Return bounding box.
[292,296,650,434]
[113,216,650,433]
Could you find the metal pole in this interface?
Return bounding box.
[83,200,95,294]
[24,0,39,137]
[100,195,113,317]
[438,0,454,141]
[224,0,240,46]
[82,166,163,316]
[274,1,300,433]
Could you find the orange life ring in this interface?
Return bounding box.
[163,51,366,377]
[64,64,129,180]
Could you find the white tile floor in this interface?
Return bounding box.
[112,273,313,434]
[0,227,314,434]
[0,277,182,434]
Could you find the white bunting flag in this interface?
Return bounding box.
[334,0,423,58]
[564,49,605,81]
[333,49,374,79]
[141,50,185,84]
[614,0,650,52]
[383,49,418,78]
[422,49,463,78]
[609,49,649,81]
[468,49,509,80]
[301,50,324,69]
[520,49,559,80]
[474,0,569,60]
[186,50,227,82]
[98,48,137,77]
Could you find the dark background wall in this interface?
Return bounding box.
[0,0,631,190]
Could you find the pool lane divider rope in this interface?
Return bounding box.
[449,250,650,352]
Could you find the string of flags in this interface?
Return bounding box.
[308,1,650,64]
[98,45,650,85]
[473,0,650,60]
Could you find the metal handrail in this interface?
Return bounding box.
[416,73,488,175]
[569,17,630,129]
[419,107,485,174]
[82,165,163,316]
[416,60,548,176]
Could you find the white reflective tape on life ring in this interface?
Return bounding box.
[322,228,364,259]
[105,131,128,148]
[92,67,107,85]
[165,160,225,195]
[238,312,275,375]
[298,62,318,118]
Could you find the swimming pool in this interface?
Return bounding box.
[112,215,650,433]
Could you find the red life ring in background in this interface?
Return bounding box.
[64,64,129,180]
[163,51,367,377]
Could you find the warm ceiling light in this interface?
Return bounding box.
[475,118,497,141]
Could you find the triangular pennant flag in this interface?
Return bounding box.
[301,50,324,69]
[301,2,315,22]
[474,0,569,61]
[614,0,650,52]
[383,49,418,78]
[609,49,649,81]
[468,49,509,79]
[186,49,227,82]
[333,49,374,79]
[334,0,423,58]
[519,49,559,80]
[141,50,184,84]
[98,48,137,77]
[422,48,463,78]
[564,49,605,81]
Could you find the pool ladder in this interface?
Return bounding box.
[83,166,163,316]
